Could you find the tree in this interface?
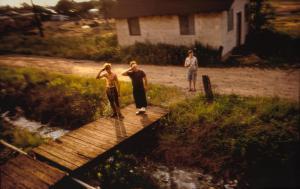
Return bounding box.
[249,0,275,32]
[31,0,44,37]
[55,0,76,15]
[99,0,115,26]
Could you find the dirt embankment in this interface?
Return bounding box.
[0,55,299,102]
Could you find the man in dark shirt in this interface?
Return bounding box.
[122,61,148,115]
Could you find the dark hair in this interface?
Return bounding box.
[188,50,193,54]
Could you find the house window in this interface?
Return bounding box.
[179,15,195,35]
[227,9,234,31]
[245,4,250,22]
[127,17,141,35]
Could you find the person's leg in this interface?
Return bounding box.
[113,88,123,118]
[139,88,147,112]
[188,71,192,91]
[107,88,117,117]
[133,89,142,114]
[133,89,141,109]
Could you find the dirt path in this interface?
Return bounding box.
[0,55,299,102]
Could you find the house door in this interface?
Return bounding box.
[236,12,242,46]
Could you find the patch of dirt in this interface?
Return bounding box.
[0,55,299,102]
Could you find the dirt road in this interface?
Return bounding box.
[0,55,299,102]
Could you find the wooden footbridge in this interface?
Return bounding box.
[0,104,168,189]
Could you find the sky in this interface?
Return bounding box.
[0,0,89,7]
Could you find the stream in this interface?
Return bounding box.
[1,112,69,140]
[1,112,237,189]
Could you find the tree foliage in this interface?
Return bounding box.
[55,0,76,15]
[249,0,275,32]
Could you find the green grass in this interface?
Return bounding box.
[155,94,299,186]
[0,66,183,129]
[0,32,218,65]
[0,33,120,61]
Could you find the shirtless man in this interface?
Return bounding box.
[96,63,123,118]
[122,61,148,115]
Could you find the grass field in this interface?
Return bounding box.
[0,66,183,129]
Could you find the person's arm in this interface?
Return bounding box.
[121,67,133,76]
[96,68,105,79]
[143,75,148,91]
[184,58,190,67]
[115,75,121,96]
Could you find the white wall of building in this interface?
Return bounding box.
[221,0,249,55]
[115,0,249,56]
[115,13,223,48]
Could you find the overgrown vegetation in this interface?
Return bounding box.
[0,66,183,129]
[0,32,220,66]
[0,33,120,61]
[121,42,219,66]
[154,95,299,187]
[0,121,44,152]
[88,151,156,189]
[245,29,300,65]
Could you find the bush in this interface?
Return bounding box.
[0,34,219,66]
[120,42,219,66]
[155,95,299,186]
[0,67,108,129]
[0,66,183,129]
[245,29,300,65]
[0,33,120,61]
[92,151,155,189]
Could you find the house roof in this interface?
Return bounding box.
[108,0,234,19]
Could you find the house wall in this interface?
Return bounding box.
[221,0,249,55]
[115,0,249,56]
[115,13,223,48]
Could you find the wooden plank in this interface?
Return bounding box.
[33,147,78,171]
[63,133,112,150]
[14,155,65,185]
[34,145,85,168]
[87,120,137,135]
[1,172,28,189]
[7,160,51,187]
[39,141,91,163]
[70,129,117,145]
[80,125,129,143]
[54,137,103,158]
[79,126,119,141]
[10,158,56,186]
[96,118,143,131]
[85,122,130,139]
[2,161,48,189]
[66,132,114,150]
[94,119,141,134]
[31,104,168,171]
[58,135,106,154]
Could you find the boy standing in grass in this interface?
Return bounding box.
[96,63,123,118]
[122,61,148,115]
[184,50,198,92]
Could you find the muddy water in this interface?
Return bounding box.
[142,163,235,189]
[2,112,69,140]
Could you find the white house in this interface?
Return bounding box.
[108,0,250,57]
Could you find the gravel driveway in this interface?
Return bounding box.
[0,55,299,102]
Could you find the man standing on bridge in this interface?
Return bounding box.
[122,61,148,115]
[96,63,124,119]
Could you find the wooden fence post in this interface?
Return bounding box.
[202,75,213,102]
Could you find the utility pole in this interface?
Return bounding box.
[31,0,44,37]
